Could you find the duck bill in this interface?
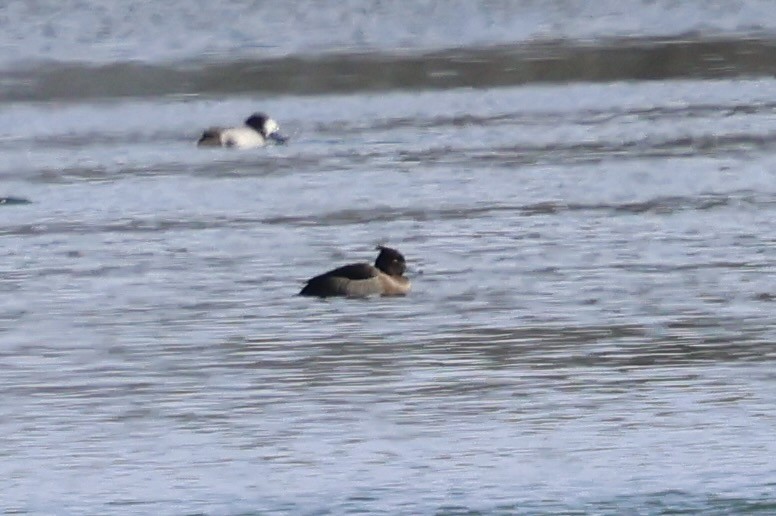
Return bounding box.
[268,132,288,144]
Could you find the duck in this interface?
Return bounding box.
[299,246,411,298]
[196,112,288,148]
[0,196,31,205]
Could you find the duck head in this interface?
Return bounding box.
[245,112,288,144]
[374,245,406,277]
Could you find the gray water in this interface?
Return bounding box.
[2,1,776,514]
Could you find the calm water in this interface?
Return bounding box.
[2,1,776,514]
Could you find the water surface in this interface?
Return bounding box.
[2,1,776,514]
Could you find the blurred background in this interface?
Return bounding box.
[4,0,776,99]
[1,1,775,514]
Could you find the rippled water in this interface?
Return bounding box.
[2,1,776,514]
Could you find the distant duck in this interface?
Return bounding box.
[0,196,31,205]
[197,112,288,148]
[299,246,411,298]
